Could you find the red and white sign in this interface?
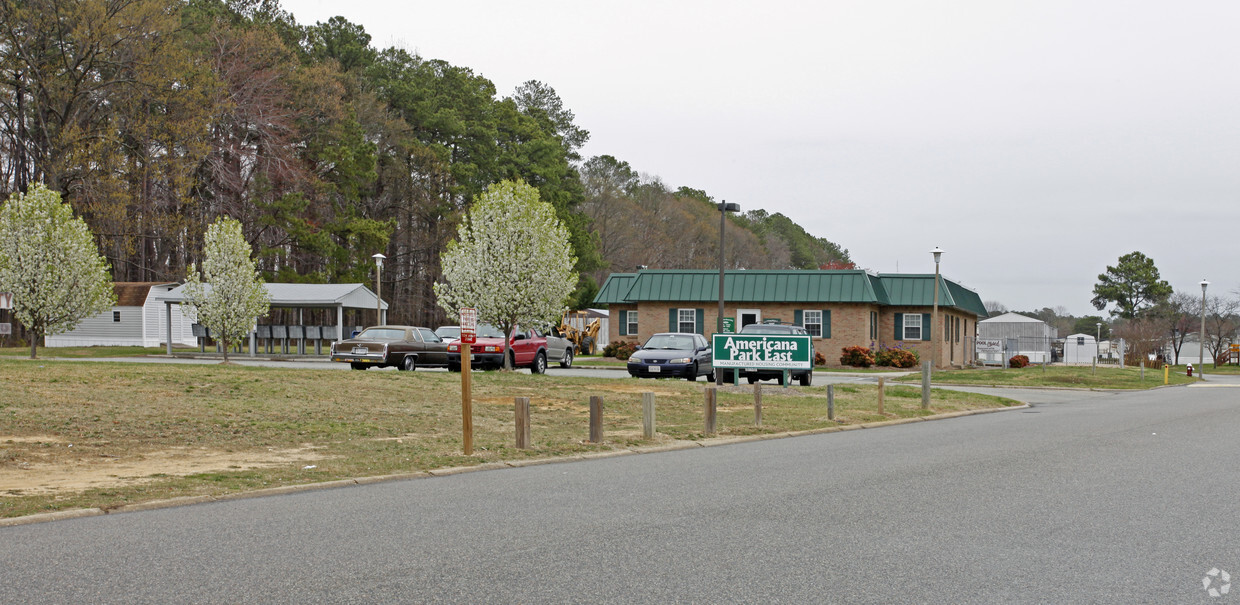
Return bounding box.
[460,307,477,344]
[0,292,12,310]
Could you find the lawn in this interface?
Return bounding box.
[901,364,1199,389]
[0,359,1016,518]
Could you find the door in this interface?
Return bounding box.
[417,328,449,365]
[738,309,761,329]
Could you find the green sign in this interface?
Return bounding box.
[712,334,813,370]
[721,318,735,334]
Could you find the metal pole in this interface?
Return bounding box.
[1201,280,1209,378]
[717,201,726,386]
[930,247,942,371]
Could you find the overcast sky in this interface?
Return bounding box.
[281,0,1240,316]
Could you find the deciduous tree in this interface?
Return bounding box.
[0,184,115,358]
[433,180,576,370]
[182,217,271,363]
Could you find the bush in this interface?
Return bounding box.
[603,340,638,360]
[875,348,919,369]
[814,351,827,366]
[1009,354,1030,368]
[839,346,874,368]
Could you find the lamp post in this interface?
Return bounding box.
[1200,279,1209,375]
[717,200,740,386]
[930,247,943,369]
[1096,321,1101,360]
[372,253,386,325]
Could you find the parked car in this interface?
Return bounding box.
[434,326,461,342]
[446,324,575,372]
[735,323,814,386]
[330,325,449,371]
[627,332,714,381]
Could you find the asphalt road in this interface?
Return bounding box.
[2,382,1237,603]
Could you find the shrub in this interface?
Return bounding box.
[814,351,827,366]
[839,346,875,368]
[604,340,638,360]
[1009,354,1030,368]
[875,348,919,369]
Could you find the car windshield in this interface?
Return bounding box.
[476,324,506,338]
[356,328,407,340]
[643,334,694,350]
[741,325,795,334]
[435,326,460,339]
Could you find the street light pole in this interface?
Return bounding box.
[930,247,943,370]
[717,200,739,386]
[373,253,386,326]
[1200,279,1209,375]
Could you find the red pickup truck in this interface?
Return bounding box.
[445,324,575,373]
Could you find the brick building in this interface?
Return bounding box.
[593,269,988,368]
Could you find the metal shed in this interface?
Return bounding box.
[978,312,1056,363]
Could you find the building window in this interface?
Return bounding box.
[870,311,878,340]
[627,311,638,336]
[803,310,823,337]
[904,313,922,340]
[112,311,121,323]
[678,308,695,333]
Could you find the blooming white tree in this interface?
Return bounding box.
[434,180,577,370]
[182,217,270,363]
[0,184,115,359]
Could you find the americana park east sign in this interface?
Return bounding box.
[712,334,813,370]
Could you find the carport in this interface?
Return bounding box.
[160,283,388,356]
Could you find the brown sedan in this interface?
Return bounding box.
[330,325,450,371]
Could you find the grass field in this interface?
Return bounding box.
[0,358,1016,518]
[900,364,1200,389]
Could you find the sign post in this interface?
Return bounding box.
[459,307,477,455]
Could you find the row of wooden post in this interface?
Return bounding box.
[502,364,937,451]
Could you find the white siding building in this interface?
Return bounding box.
[46,283,196,348]
[977,312,1056,363]
[1062,333,1099,364]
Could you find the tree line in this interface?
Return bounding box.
[0,0,851,331]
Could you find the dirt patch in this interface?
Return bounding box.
[0,443,328,496]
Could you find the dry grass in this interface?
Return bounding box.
[0,359,1016,518]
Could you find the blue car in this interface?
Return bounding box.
[627,332,715,381]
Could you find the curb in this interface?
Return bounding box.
[0,403,1027,528]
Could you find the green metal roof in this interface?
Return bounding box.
[594,269,985,316]
[877,274,957,308]
[620,270,885,304]
[945,279,988,318]
[592,273,637,305]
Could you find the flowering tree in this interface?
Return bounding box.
[182,218,270,363]
[0,184,115,358]
[434,180,577,370]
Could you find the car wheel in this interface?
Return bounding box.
[350,362,367,371]
[685,362,697,381]
[560,348,574,369]
[531,352,547,374]
[401,355,416,371]
[706,371,715,383]
[799,371,812,387]
[746,375,758,384]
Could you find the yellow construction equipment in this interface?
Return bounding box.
[559,311,601,355]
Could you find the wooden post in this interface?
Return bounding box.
[827,384,835,421]
[514,397,531,449]
[704,388,717,435]
[589,395,603,443]
[753,382,762,426]
[920,361,931,410]
[642,392,655,439]
[462,343,473,455]
[1140,361,1145,381]
[877,377,885,415]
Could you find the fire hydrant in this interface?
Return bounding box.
[1187,364,1193,377]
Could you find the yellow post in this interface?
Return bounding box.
[462,342,473,455]
[1163,363,1169,386]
